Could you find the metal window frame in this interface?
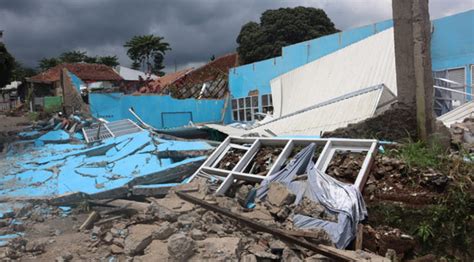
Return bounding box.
[82,119,144,143]
[231,95,260,122]
[189,136,378,195]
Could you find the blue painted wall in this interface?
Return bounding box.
[229,20,393,99]
[89,93,230,129]
[431,10,474,96]
[89,10,474,128]
[229,10,474,106]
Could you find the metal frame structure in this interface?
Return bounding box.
[82,119,144,143]
[189,136,378,195]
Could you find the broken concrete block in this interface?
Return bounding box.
[124,224,156,256]
[55,252,73,262]
[25,240,46,253]
[110,244,124,254]
[190,229,206,241]
[241,254,258,262]
[103,232,114,243]
[267,183,295,207]
[152,222,176,240]
[196,237,242,260]
[149,203,178,222]
[282,247,302,262]
[167,233,195,261]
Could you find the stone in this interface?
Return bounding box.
[190,229,206,241]
[167,233,195,261]
[55,252,73,262]
[241,254,257,262]
[25,240,46,253]
[282,247,302,262]
[110,244,124,254]
[152,222,176,240]
[150,203,178,222]
[91,226,102,237]
[103,232,114,243]
[267,183,295,207]
[196,237,242,260]
[124,224,156,256]
[385,249,397,262]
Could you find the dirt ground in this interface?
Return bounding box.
[0,115,30,133]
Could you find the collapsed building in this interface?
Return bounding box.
[0,8,472,262]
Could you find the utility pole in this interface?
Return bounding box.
[392,0,435,142]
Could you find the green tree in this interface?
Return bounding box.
[97,55,119,67]
[124,34,171,75]
[38,57,60,71]
[59,50,88,63]
[38,51,120,71]
[12,61,37,81]
[236,6,339,64]
[0,43,15,87]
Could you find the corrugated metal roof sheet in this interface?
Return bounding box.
[437,101,474,127]
[270,28,397,117]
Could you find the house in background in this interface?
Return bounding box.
[114,65,158,93]
[140,53,238,99]
[88,53,238,131]
[27,63,122,112]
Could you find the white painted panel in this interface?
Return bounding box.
[437,100,474,127]
[252,86,386,136]
[271,28,397,116]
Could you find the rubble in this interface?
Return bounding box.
[123,224,155,255]
[267,182,296,207]
[167,233,195,260]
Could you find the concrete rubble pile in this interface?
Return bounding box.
[448,117,474,152]
[0,175,389,261]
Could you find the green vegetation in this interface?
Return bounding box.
[0,43,15,87]
[27,112,39,121]
[236,6,339,65]
[387,140,445,169]
[124,34,171,76]
[38,50,120,71]
[369,175,473,259]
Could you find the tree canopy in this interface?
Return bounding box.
[38,50,120,71]
[236,6,339,65]
[0,43,15,87]
[124,35,171,76]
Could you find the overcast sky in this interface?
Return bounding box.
[0,0,472,72]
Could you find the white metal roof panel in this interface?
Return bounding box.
[437,101,474,127]
[270,28,397,117]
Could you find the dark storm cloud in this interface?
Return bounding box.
[0,0,471,71]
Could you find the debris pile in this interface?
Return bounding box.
[449,117,474,151]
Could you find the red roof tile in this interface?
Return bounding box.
[29,63,122,83]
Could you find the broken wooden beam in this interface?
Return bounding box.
[79,211,100,231]
[176,191,355,262]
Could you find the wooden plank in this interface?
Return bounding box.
[355,224,363,251]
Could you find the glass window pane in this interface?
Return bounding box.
[233,111,238,121]
[269,95,273,105]
[239,110,245,121]
[245,97,251,107]
[262,95,268,106]
[238,98,244,108]
[245,109,252,121]
[251,96,258,107]
[262,107,268,113]
[231,99,237,110]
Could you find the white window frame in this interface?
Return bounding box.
[231,95,259,122]
[261,94,273,114]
